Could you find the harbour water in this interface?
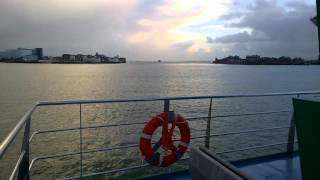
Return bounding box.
[1,62,320,179]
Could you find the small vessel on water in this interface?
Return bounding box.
[1,91,320,179]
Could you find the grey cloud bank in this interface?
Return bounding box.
[212,0,318,59]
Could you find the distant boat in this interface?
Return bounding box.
[158,60,162,63]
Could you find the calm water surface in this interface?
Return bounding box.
[1,63,320,179]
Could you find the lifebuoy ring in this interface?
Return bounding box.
[139,112,190,167]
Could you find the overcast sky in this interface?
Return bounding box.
[0,0,318,60]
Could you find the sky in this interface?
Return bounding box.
[0,0,318,61]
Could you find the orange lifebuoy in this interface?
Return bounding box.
[139,112,190,167]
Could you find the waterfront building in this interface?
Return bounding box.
[214,55,306,65]
[75,54,85,62]
[54,53,126,64]
[213,55,242,64]
[0,48,43,62]
[83,55,101,63]
[108,56,120,63]
[119,57,126,63]
[292,57,304,65]
[62,54,75,60]
[246,55,261,61]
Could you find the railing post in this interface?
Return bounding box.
[205,98,213,149]
[18,115,31,180]
[287,94,299,156]
[79,104,83,179]
[164,99,170,112]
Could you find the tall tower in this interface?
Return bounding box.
[35,48,43,60]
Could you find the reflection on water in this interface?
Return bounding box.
[1,63,320,179]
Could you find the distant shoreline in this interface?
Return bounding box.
[1,61,320,66]
[213,55,320,65]
[1,59,320,65]
[0,61,126,64]
[212,62,320,65]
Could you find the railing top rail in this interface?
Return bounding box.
[37,91,320,106]
[0,104,37,159]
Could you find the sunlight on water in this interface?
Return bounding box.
[1,63,320,179]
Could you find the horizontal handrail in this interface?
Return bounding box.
[193,125,292,136]
[29,124,292,167]
[212,110,291,119]
[37,91,320,106]
[28,117,207,143]
[216,141,298,154]
[29,110,290,143]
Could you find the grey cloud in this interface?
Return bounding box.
[215,0,318,59]
[206,37,214,43]
[227,1,315,42]
[215,31,269,43]
[219,12,244,20]
[0,0,138,57]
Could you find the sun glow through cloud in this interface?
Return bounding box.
[127,0,234,53]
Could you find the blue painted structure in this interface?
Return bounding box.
[234,153,301,180]
[146,153,301,180]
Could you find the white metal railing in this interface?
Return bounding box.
[1,91,320,180]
